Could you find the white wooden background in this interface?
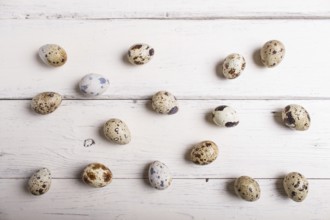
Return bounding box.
[1,1,330,219]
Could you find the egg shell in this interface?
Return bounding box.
[31,92,62,115]
[103,118,131,144]
[127,44,154,65]
[78,73,110,96]
[148,161,172,190]
[82,163,113,188]
[27,168,51,196]
[191,141,219,165]
[212,105,239,127]
[234,176,260,202]
[282,104,310,131]
[260,40,285,68]
[38,44,67,67]
[151,91,179,115]
[283,172,309,202]
[222,53,246,79]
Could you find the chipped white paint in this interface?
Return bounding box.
[1,1,330,219]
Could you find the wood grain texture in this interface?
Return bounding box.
[1,0,330,19]
[0,179,329,220]
[0,100,329,179]
[1,20,330,99]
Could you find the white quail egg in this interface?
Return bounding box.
[212,105,239,127]
[78,73,110,96]
[148,161,172,190]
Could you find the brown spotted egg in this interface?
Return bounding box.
[103,118,131,144]
[234,176,260,202]
[260,40,285,67]
[222,53,246,79]
[31,92,62,115]
[27,168,52,196]
[283,172,309,202]
[190,141,219,165]
[282,104,310,131]
[151,91,179,115]
[38,44,67,67]
[82,163,113,188]
[127,44,154,65]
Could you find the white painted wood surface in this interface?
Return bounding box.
[1,1,330,220]
[1,0,330,19]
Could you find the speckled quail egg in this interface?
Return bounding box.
[103,118,131,144]
[27,168,51,196]
[31,92,62,115]
[222,53,246,79]
[151,91,179,115]
[260,40,285,68]
[281,104,310,131]
[234,176,261,202]
[78,73,110,96]
[127,44,154,65]
[283,172,309,202]
[190,141,219,165]
[212,105,239,127]
[38,44,67,67]
[148,161,172,190]
[82,163,112,188]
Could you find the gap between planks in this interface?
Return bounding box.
[4,16,330,20]
[2,97,330,101]
[2,177,330,180]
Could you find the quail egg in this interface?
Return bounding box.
[283,172,309,202]
[282,104,310,131]
[27,168,51,196]
[151,91,179,115]
[103,118,131,144]
[190,140,218,165]
[38,44,67,67]
[148,161,172,190]
[212,105,239,127]
[234,176,260,202]
[222,53,246,79]
[78,73,110,96]
[127,44,154,65]
[260,40,285,67]
[31,92,62,115]
[82,163,113,188]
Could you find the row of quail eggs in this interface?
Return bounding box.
[27,166,309,203]
[39,39,284,78]
[31,90,311,131]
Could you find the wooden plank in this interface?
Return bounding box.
[1,100,329,178]
[0,178,329,220]
[1,20,330,99]
[1,0,330,19]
